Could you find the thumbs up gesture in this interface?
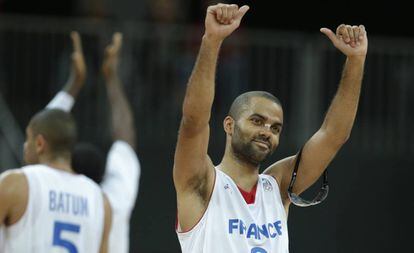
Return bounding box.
[204,3,250,42]
[320,24,368,58]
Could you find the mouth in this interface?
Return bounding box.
[253,140,270,150]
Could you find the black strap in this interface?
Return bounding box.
[288,148,328,193]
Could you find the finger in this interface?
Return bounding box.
[71,31,83,53]
[112,32,123,52]
[215,5,223,22]
[336,24,350,43]
[347,25,355,45]
[222,5,229,24]
[336,24,345,35]
[352,26,360,45]
[320,28,338,44]
[358,25,366,40]
[230,4,238,22]
[235,5,249,21]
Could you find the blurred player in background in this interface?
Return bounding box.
[0,108,112,252]
[46,31,141,253]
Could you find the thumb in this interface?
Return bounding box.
[320,28,337,44]
[71,31,83,53]
[112,32,123,52]
[235,5,250,20]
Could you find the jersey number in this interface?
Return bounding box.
[251,247,267,253]
[52,221,80,253]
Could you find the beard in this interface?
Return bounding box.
[231,124,274,166]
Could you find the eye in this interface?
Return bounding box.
[251,117,263,125]
[271,126,281,134]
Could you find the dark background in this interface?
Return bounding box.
[0,1,413,253]
[1,0,413,37]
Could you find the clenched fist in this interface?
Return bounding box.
[204,3,249,42]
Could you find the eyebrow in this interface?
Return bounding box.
[250,113,283,127]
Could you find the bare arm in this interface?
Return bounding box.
[266,25,368,203]
[99,194,112,253]
[63,31,86,98]
[173,4,249,231]
[173,33,221,190]
[102,33,136,149]
[0,172,13,226]
[46,31,86,111]
[0,171,28,227]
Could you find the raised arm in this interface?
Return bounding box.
[46,31,86,111]
[102,33,136,149]
[266,25,368,205]
[173,4,249,231]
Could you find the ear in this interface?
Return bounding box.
[35,134,47,155]
[223,116,235,136]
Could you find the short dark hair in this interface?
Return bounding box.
[29,109,77,158]
[71,143,105,184]
[228,91,282,120]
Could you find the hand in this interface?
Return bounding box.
[320,24,368,58]
[69,31,86,86]
[204,4,249,42]
[102,32,122,80]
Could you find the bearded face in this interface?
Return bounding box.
[226,98,283,166]
[227,97,283,166]
[231,123,275,165]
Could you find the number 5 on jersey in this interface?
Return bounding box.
[53,221,81,253]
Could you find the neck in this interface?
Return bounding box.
[217,145,259,192]
[39,155,73,173]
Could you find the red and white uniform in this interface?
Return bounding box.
[177,168,289,253]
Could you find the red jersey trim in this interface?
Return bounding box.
[237,183,258,204]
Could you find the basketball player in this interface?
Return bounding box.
[174,3,367,252]
[46,31,140,253]
[0,109,112,252]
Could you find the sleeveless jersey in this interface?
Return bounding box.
[1,165,105,253]
[177,169,289,253]
[101,141,141,253]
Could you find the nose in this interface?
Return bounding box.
[260,123,272,134]
[258,124,272,138]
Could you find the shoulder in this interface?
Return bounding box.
[107,141,140,169]
[0,169,29,213]
[109,141,137,157]
[0,169,28,189]
[263,156,295,186]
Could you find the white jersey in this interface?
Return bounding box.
[1,165,105,253]
[0,226,4,248]
[101,141,140,253]
[46,92,141,253]
[177,169,289,253]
